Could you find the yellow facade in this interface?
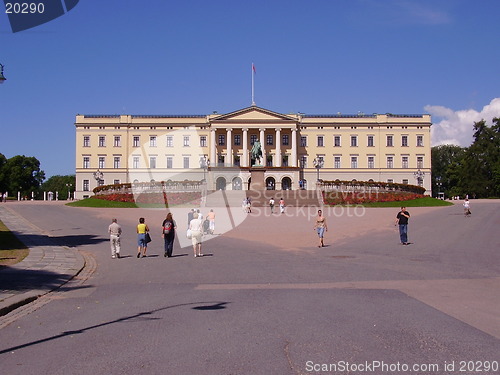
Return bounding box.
[74,106,431,199]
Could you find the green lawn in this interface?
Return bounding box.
[359,197,454,208]
[0,220,29,267]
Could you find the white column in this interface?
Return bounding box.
[259,128,265,165]
[291,128,297,167]
[242,128,248,167]
[210,128,217,165]
[226,128,232,167]
[275,128,281,167]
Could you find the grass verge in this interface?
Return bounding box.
[0,220,29,267]
[359,197,454,208]
[66,197,139,208]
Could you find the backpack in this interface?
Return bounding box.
[163,221,172,234]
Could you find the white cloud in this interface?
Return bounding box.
[425,98,500,147]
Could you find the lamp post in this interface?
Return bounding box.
[66,183,73,200]
[313,156,324,181]
[414,168,425,187]
[0,64,6,84]
[93,169,103,186]
[199,155,210,181]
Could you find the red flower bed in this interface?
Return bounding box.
[95,192,202,206]
[323,191,423,205]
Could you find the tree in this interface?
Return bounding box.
[41,175,76,200]
[2,155,45,198]
[459,119,500,197]
[0,153,7,193]
[431,145,466,198]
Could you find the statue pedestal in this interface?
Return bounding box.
[249,168,266,190]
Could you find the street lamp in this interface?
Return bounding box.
[93,169,104,185]
[414,168,425,187]
[66,183,73,200]
[0,64,6,84]
[199,155,210,181]
[313,156,324,181]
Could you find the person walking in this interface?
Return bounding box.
[313,209,328,248]
[395,207,410,245]
[206,209,216,235]
[463,198,471,217]
[189,212,204,257]
[137,217,150,258]
[269,197,275,214]
[279,197,285,214]
[187,209,195,226]
[108,218,122,259]
[162,213,177,257]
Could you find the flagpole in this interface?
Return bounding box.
[251,63,255,106]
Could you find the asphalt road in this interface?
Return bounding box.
[0,200,499,375]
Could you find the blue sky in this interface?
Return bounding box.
[1,0,499,178]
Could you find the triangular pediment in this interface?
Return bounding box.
[211,106,297,123]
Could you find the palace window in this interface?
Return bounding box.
[266,134,273,146]
[300,136,307,147]
[183,156,190,169]
[334,156,341,169]
[83,156,90,169]
[402,156,409,168]
[300,155,307,168]
[114,179,120,185]
[402,135,408,147]
[250,134,257,145]
[183,136,190,147]
[417,135,424,147]
[200,136,207,147]
[386,135,393,147]
[334,135,341,147]
[218,134,225,146]
[350,135,357,147]
[133,156,140,169]
[282,155,289,167]
[83,136,90,147]
[150,156,157,169]
[282,135,289,146]
[351,156,358,169]
[98,136,106,147]
[368,156,375,169]
[234,135,241,146]
[367,135,374,147]
[114,136,121,147]
[150,136,157,147]
[387,156,394,169]
[133,136,140,147]
[417,156,424,169]
[98,156,105,169]
[166,156,173,169]
[166,135,173,147]
[83,180,89,191]
[113,156,121,169]
[317,136,324,147]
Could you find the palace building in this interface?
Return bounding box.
[74,105,432,200]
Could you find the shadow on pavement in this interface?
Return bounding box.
[10,232,107,248]
[0,301,230,355]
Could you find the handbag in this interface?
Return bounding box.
[145,232,152,243]
[186,229,192,239]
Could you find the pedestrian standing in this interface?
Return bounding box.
[187,209,195,226]
[108,218,122,259]
[395,207,410,245]
[313,209,328,248]
[137,217,150,258]
[269,197,275,214]
[246,197,252,213]
[162,213,177,257]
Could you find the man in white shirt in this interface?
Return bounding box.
[108,218,122,258]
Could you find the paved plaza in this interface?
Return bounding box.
[0,200,499,374]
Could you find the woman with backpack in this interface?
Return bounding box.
[162,213,177,257]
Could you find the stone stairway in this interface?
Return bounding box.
[203,189,323,208]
